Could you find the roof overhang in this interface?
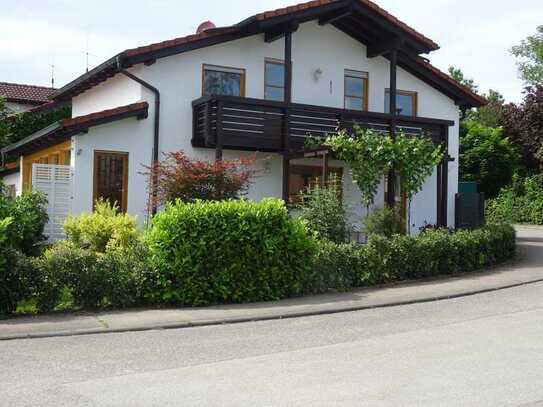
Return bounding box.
[49,0,484,109]
[1,102,148,158]
[51,0,441,101]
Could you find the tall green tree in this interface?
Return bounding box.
[448,66,479,94]
[511,25,543,86]
[448,66,506,127]
[459,120,521,198]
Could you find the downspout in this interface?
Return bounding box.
[116,56,160,215]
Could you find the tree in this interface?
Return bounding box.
[511,25,543,86]
[474,89,505,128]
[459,120,521,199]
[448,66,507,127]
[448,66,479,94]
[501,86,543,171]
[0,102,71,150]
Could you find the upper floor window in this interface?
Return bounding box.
[344,70,368,111]
[385,89,418,117]
[264,59,285,101]
[202,64,245,97]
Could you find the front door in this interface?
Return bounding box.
[93,151,129,212]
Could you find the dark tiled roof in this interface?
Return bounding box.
[61,101,148,128]
[0,161,20,177]
[0,82,55,104]
[2,102,148,157]
[51,0,483,108]
[253,0,438,50]
[413,57,487,106]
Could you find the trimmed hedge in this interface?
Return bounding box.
[486,175,543,225]
[145,199,317,306]
[310,224,516,293]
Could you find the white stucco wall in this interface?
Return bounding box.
[72,72,144,117]
[69,20,460,231]
[1,171,21,196]
[5,101,34,115]
[71,115,154,224]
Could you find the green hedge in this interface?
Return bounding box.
[145,199,317,306]
[486,175,543,224]
[310,224,516,293]
[0,187,48,315]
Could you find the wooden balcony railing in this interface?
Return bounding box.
[192,95,454,152]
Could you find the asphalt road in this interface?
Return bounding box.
[3,282,543,407]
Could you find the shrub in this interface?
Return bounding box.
[296,176,349,243]
[63,199,139,252]
[34,240,149,311]
[486,175,543,224]
[0,218,36,315]
[145,198,317,306]
[363,206,403,238]
[312,224,516,291]
[0,185,48,255]
[309,241,363,293]
[33,203,147,311]
[144,150,257,207]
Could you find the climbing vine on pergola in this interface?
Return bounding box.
[314,126,444,231]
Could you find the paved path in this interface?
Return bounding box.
[3,270,543,406]
[1,225,542,340]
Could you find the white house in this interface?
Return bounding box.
[0,0,485,237]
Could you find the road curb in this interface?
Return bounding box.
[3,276,543,341]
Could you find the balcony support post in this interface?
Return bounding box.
[386,48,398,208]
[441,125,449,227]
[322,151,329,187]
[215,101,223,161]
[282,31,293,201]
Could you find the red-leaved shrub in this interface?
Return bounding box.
[144,151,257,207]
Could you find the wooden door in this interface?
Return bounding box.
[93,151,129,212]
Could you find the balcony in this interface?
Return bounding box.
[192,95,454,153]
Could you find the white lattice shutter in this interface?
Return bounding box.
[32,164,72,241]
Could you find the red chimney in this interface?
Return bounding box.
[196,21,216,34]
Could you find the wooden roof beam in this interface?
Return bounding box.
[367,36,405,58]
[264,21,299,43]
[318,7,353,26]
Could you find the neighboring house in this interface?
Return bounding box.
[0,0,485,237]
[0,82,59,197]
[0,81,55,115]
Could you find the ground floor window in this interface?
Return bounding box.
[288,165,343,202]
[6,184,16,199]
[93,151,129,213]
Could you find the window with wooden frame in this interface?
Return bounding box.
[202,64,245,97]
[6,185,16,199]
[288,165,343,202]
[264,59,285,101]
[93,151,129,213]
[344,70,369,111]
[385,89,418,117]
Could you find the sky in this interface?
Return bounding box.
[1,0,540,103]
